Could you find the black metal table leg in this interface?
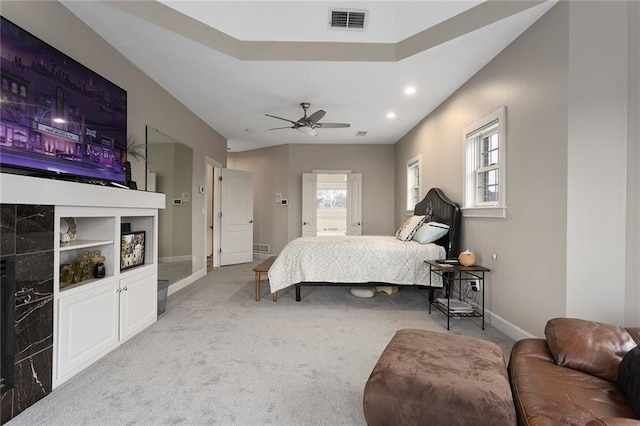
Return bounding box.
[481,271,485,330]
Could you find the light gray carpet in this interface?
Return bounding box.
[8,262,514,425]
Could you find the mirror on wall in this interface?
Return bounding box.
[146,126,193,285]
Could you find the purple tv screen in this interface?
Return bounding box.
[0,17,127,184]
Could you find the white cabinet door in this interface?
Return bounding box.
[119,268,157,342]
[56,278,119,384]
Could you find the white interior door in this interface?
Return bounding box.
[220,168,253,265]
[346,173,363,235]
[301,172,317,236]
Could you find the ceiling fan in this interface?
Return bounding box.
[266,102,350,136]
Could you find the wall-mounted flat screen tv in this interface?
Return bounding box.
[0,16,128,185]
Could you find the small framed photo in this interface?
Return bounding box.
[120,231,145,271]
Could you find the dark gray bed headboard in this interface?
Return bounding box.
[413,188,461,259]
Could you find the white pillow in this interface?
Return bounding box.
[395,215,425,241]
[412,221,450,244]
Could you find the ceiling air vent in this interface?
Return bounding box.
[356,131,368,137]
[329,9,368,31]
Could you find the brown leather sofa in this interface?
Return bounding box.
[508,318,640,425]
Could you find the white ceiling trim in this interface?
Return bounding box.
[61,1,556,152]
[106,0,548,62]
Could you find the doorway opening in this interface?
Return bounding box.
[302,171,362,237]
[316,173,347,236]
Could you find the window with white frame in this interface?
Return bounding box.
[463,107,506,218]
[406,155,421,212]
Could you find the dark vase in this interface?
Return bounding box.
[94,262,105,278]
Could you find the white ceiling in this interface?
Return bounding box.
[60,1,556,152]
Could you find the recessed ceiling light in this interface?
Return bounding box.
[404,86,416,95]
[386,112,396,119]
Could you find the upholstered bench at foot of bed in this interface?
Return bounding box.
[253,256,277,301]
[363,329,516,426]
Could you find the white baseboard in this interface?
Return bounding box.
[167,267,207,297]
[159,255,192,263]
[485,308,536,340]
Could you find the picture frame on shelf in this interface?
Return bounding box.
[120,231,145,271]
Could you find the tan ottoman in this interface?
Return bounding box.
[363,329,516,426]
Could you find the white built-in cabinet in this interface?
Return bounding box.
[0,174,164,389]
[53,207,159,387]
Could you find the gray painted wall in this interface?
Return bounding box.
[171,144,193,258]
[229,143,396,254]
[148,144,176,258]
[626,1,640,326]
[3,1,227,279]
[566,1,631,325]
[148,142,193,260]
[287,144,396,242]
[228,145,291,256]
[394,1,639,336]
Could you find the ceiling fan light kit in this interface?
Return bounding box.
[266,102,350,136]
[297,126,318,136]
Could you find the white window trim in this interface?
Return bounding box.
[462,106,507,218]
[406,154,421,215]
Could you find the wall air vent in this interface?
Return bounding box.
[329,9,368,31]
[253,243,271,254]
[356,131,368,137]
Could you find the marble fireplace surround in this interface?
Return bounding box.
[0,174,165,424]
[0,204,55,424]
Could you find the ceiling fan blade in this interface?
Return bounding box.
[317,123,351,128]
[265,114,297,125]
[307,109,326,123]
[268,126,294,130]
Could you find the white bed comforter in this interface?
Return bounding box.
[268,235,446,293]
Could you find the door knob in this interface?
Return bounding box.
[249,220,254,224]
[357,222,361,225]
[303,222,308,225]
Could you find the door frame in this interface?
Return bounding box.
[206,156,222,268]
